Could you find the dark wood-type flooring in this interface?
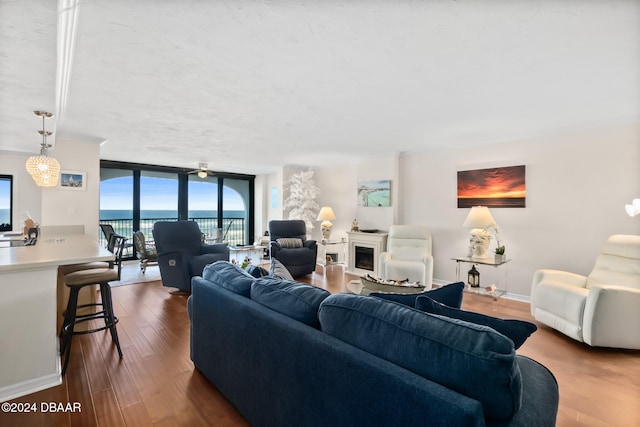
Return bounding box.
[2,265,639,426]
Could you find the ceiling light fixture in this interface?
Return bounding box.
[197,163,208,178]
[25,111,60,187]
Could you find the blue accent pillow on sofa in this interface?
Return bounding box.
[370,281,464,308]
[415,296,537,349]
[251,277,330,328]
[202,261,255,297]
[246,265,269,278]
[319,293,522,419]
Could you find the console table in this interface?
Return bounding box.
[451,256,510,298]
[229,245,268,265]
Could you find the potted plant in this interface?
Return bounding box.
[494,245,506,263]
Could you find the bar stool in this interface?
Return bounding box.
[59,234,126,375]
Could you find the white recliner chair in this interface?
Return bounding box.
[379,225,433,290]
[530,234,640,350]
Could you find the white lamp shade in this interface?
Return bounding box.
[316,206,336,221]
[625,198,640,217]
[463,206,496,229]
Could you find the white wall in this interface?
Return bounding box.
[0,151,42,231]
[399,122,640,298]
[40,139,101,240]
[313,166,358,243]
[251,123,640,299]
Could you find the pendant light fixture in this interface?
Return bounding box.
[25,111,60,187]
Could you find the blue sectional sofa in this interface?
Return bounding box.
[188,262,558,427]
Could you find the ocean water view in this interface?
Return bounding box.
[99,210,248,247]
[0,209,9,224]
[458,198,526,208]
[100,210,246,220]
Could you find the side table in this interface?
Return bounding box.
[229,245,268,266]
[451,256,510,298]
[317,240,346,272]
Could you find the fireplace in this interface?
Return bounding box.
[347,231,388,277]
[355,246,374,271]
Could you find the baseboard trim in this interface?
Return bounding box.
[0,367,62,403]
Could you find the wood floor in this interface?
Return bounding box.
[2,265,639,426]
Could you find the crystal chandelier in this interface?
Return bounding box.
[25,111,60,187]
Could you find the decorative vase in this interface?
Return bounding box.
[494,254,506,263]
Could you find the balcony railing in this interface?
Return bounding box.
[98,217,246,254]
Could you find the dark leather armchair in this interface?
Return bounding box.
[152,221,229,293]
[268,220,317,277]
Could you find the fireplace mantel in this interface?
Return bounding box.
[346,231,388,277]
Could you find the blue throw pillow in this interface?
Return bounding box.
[246,265,269,278]
[370,281,464,308]
[415,296,537,349]
[202,261,255,297]
[251,277,330,328]
[319,294,522,419]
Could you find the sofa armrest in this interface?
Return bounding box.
[303,239,316,250]
[201,243,229,256]
[582,285,640,349]
[379,251,391,278]
[531,269,587,315]
[532,269,588,289]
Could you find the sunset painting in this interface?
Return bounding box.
[457,165,526,208]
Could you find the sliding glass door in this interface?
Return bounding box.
[100,161,255,252]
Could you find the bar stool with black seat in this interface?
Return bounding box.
[59,234,126,375]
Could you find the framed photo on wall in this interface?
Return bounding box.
[357,180,391,207]
[59,170,87,191]
[457,165,526,208]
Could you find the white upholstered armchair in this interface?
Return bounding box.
[379,225,433,290]
[530,234,640,350]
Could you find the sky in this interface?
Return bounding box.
[100,177,245,210]
[457,166,526,199]
[0,179,9,209]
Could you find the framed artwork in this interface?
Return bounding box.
[59,170,87,191]
[358,180,391,207]
[457,165,526,208]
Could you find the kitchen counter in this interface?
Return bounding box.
[0,232,113,402]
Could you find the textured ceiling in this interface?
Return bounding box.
[1,0,639,175]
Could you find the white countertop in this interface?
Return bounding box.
[0,234,113,272]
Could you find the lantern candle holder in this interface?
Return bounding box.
[467,265,480,288]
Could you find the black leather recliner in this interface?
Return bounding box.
[152,221,229,292]
[268,220,317,277]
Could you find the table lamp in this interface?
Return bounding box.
[625,198,640,217]
[317,207,336,241]
[462,206,497,259]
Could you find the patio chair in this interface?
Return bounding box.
[133,231,158,273]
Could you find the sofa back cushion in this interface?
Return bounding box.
[251,277,330,327]
[318,293,522,419]
[202,261,255,297]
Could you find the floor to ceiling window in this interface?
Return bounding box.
[188,175,219,240]
[100,161,255,252]
[140,170,179,234]
[99,168,134,249]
